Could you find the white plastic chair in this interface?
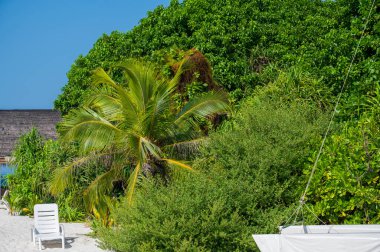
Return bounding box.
[32,203,65,250]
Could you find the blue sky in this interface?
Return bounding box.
[0,0,170,109]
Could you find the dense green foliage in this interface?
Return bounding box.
[55,0,379,116]
[95,74,328,251]
[8,129,85,221]
[306,112,380,224]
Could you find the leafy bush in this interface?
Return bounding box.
[97,173,259,251]
[305,113,380,224]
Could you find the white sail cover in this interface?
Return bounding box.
[253,225,380,252]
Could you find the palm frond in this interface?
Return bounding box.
[175,92,230,125]
[60,107,121,153]
[126,162,141,205]
[140,137,163,159]
[163,137,206,158]
[49,156,93,195]
[87,94,122,120]
[142,89,171,135]
[83,169,118,210]
[117,60,157,112]
[92,67,138,119]
[92,68,117,86]
[161,158,194,172]
[167,58,190,90]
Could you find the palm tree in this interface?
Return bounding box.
[50,60,229,214]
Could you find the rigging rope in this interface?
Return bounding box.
[295,0,377,222]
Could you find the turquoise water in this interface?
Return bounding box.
[1,164,14,175]
[0,164,15,187]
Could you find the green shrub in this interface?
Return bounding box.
[97,173,257,251]
[305,113,380,224]
[96,169,296,251]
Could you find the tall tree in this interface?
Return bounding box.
[50,60,229,215]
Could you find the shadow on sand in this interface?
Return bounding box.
[40,236,78,250]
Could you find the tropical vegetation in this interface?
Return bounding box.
[6,0,380,251]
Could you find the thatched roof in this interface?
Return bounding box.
[0,110,61,158]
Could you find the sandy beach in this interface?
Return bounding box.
[0,208,108,251]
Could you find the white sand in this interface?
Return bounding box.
[0,209,109,251]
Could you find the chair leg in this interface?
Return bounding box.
[62,237,65,249]
[38,238,42,251]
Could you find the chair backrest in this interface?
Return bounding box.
[34,203,60,234]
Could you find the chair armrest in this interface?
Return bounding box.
[31,226,37,242]
[59,224,65,237]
